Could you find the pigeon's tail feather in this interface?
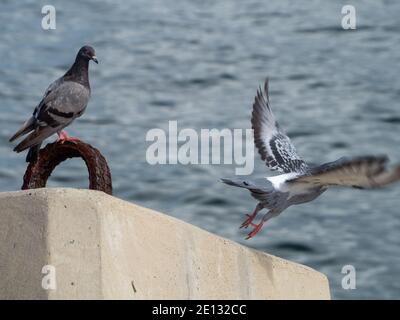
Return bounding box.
[221,179,255,189]
[221,178,274,192]
[221,178,251,188]
[9,116,36,142]
[14,126,57,153]
[25,143,42,163]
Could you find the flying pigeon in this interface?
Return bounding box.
[9,45,98,162]
[222,78,400,239]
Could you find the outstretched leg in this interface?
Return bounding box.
[245,209,280,240]
[240,203,263,229]
[57,130,81,144]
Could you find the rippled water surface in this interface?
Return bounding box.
[1,0,400,299]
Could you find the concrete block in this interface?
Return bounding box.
[0,188,330,299]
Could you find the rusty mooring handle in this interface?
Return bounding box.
[22,140,112,195]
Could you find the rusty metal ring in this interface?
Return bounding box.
[22,141,112,195]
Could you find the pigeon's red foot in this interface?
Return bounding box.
[57,130,81,144]
[245,221,265,240]
[240,212,258,229]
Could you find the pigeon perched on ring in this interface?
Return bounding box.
[9,45,98,162]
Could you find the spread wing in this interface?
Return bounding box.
[251,78,308,173]
[287,155,400,189]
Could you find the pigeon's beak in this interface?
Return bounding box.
[91,56,98,64]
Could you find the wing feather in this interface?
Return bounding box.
[287,155,400,188]
[36,81,89,128]
[251,78,308,173]
[11,80,89,152]
[13,126,60,152]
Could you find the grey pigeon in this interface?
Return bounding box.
[222,79,400,239]
[9,45,98,162]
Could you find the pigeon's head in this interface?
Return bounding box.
[78,45,98,64]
